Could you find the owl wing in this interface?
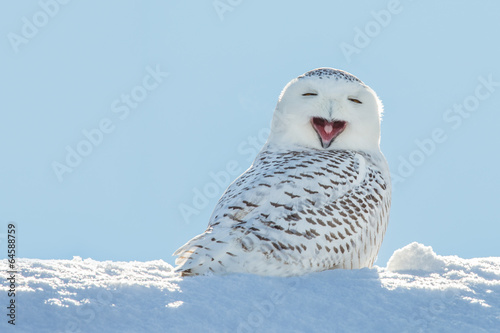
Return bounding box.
[174,149,391,276]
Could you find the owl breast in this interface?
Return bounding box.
[175,146,391,276]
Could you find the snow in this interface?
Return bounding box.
[387,242,447,272]
[1,243,499,333]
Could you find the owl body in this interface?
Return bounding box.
[174,68,391,276]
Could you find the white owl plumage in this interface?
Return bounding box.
[174,68,391,276]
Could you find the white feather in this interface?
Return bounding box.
[174,68,391,276]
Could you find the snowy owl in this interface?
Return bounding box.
[174,68,391,277]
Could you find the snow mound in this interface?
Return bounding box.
[386,242,446,272]
[1,243,500,333]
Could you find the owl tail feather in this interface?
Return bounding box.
[173,228,304,277]
[173,229,243,277]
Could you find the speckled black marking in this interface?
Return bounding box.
[175,146,391,276]
[298,68,364,84]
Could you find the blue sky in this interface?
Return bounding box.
[1,0,499,266]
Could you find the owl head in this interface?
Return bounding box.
[268,68,384,152]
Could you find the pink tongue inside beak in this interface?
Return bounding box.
[311,118,347,148]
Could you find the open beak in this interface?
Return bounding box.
[311,117,347,149]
